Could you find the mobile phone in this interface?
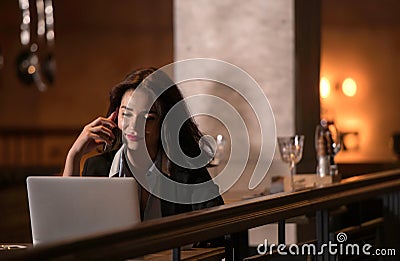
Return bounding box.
[103,108,119,152]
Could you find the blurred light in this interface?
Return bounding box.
[37,24,45,35]
[19,0,29,10]
[30,54,38,64]
[30,43,38,52]
[320,77,330,99]
[23,16,30,24]
[342,78,357,97]
[46,31,54,41]
[20,31,30,45]
[46,17,54,25]
[28,65,36,74]
[342,131,359,151]
[45,5,53,14]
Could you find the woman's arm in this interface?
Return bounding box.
[62,113,117,176]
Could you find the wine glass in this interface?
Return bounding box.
[206,134,226,176]
[277,135,305,191]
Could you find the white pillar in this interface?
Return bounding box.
[174,0,295,194]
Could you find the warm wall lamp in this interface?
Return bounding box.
[341,78,357,97]
[320,77,357,98]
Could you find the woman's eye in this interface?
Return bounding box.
[145,114,157,120]
[122,112,130,117]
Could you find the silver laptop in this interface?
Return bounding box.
[26,176,141,245]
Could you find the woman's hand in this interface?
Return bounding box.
[63,112,117,176]
[70,112,117,156]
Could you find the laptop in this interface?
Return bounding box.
[26,176,141,245]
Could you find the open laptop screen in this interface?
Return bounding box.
[26,176,140,245]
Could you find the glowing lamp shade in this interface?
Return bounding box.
[342,78,357,97]
[320,77,330,99]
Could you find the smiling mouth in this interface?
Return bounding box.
[126,134,143,142]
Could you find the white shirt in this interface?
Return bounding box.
[109,144,162,221]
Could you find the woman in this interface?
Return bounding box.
[63,69,152,178]
[63,68,224,221]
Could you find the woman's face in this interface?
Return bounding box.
[118,89,161,155]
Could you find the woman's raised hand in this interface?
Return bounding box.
[63,112,117,176]
[70,112,117,156]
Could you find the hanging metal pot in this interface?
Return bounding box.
[16,43,46,91]
[16,46,36,85]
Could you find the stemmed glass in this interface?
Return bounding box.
[208,134,226,176]
[277,135,305,191]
